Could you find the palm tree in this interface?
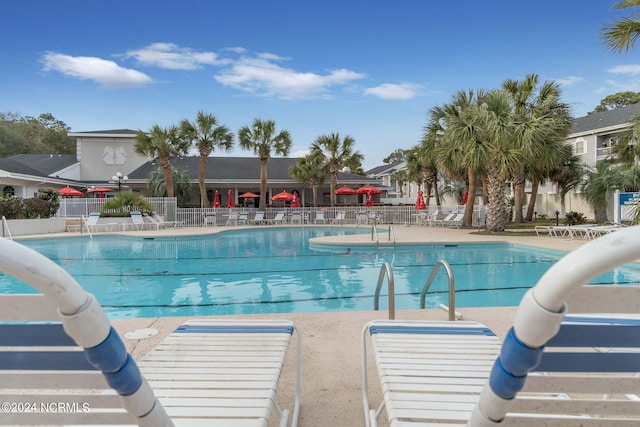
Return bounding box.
[135,125,190,199]
[581,160,620,223]
[289,152,327,206]
[602,0,640,52]
[392,169,408,197]
[238,119,292,209]
[311,133,363,207]
[147,168,193,206]
[180,111,234,208]
[433,89,490,226]
[406,144,440,207]
[544,145,583,218]
[502,74,573,222]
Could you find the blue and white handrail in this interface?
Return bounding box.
[469,225,640,426]
[0,237,172,427]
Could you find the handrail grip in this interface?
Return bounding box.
[388,224,395,243]
[373,262,395,320]
[1,216,12,240]
[419,260,456,321]
[371,224,379,244]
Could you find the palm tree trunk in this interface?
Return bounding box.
[259,158,268,209]
[312,184,318,206]
[162,164,174,198]
[513,172,525,223]
[198,154,208,208]
[330,172,337,207]
[525,179,539,221]
[486,164,507,232]
[463,166,477,227]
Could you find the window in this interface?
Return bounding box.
[573,138,585,155]
[2,186,15,197]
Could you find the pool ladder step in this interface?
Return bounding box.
[373,260,457,320]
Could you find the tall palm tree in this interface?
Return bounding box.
[311,133,363,207]
[433,89,489,226]
[602,0,640,52]
[180,111,234,208]
[392,169,408,197]
[238,119,292,209]
[289,152,327,206]
[544,145,583,218]
[135,125,190,199]
[406,142,440,207]
[502,74,573,222]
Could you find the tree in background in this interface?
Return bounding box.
[289,152,327,206]
[311,133,363,207]
[0,112,74,156]
[238,119,292,209]
[147,168,193,206]
[135,125,190,199]
[383,149,409,164]
[589,91,640,114]
[180,111,234,208]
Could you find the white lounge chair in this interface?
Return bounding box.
[314,210,326,224]
[331,210,346,225]
[272,211,287,225]
[290,211,303,224]
[431,212,456,227]
[0,236,302,427]
[362,225,640,427]
[250,211,266,225]
[237,212,249,225]
[130,211,147,230]
[143,213,166,230]
[84,211,107,232]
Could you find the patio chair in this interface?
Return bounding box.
[84,211,108,232]
[0,236,302,427]
[290,211,303,224]
[130,211,147,231]
[225,212,239,226]
[314,210,326,224]
[431,212,456,227]
[272,211,287,225]
[204,212,217,226]
[250,211,266,225]
[362,225,640,427]
[331,210,346,225]
[237,212,249,225]
[143,213,166,230]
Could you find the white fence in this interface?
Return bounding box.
[57,197,487,228]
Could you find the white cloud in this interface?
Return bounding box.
[364,83,422,100]
[552,76,585,87]
[605,79,640,91]
[41,52,151,88]
[125,42,227,70]
[214,53,365,99]
[607,64,640,75]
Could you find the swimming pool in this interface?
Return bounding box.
[2,227,640,319]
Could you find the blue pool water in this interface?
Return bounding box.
[2,227,640,319]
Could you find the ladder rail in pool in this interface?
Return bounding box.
[419,259,457,321]
[373,262,396,320]
[1,216,12,240]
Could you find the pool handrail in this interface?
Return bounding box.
[1,216,12,240]
[373,262,395,320]
[419,260,456,321]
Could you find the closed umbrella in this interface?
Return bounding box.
[291,191,300,208]
[365,192,373,207]
[227,189,235,208]
[415,190,426,210]
[213,191,220,208]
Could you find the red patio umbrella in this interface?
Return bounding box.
[356,185,382,194]
[291,191,300,208]
[239,192,260,198]
[213,190,220,208]
[87,187,115,199]
[58,187,84,197]
[271,191,293,201]
[227,189,235,208]
[415,190,426,210]
[335,185,357,195]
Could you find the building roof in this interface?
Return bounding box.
[127,156,378,184]
[366,161,405,177]
[0,157,47,177]
[9,154,77,176]
[571,103,640,135]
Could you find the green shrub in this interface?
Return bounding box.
[564,211,587,225]
[100,191,153,217]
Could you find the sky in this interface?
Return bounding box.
[0,1,636,170]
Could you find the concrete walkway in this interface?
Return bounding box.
[92,224,597,426]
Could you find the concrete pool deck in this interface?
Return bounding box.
[81,224,597,426]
